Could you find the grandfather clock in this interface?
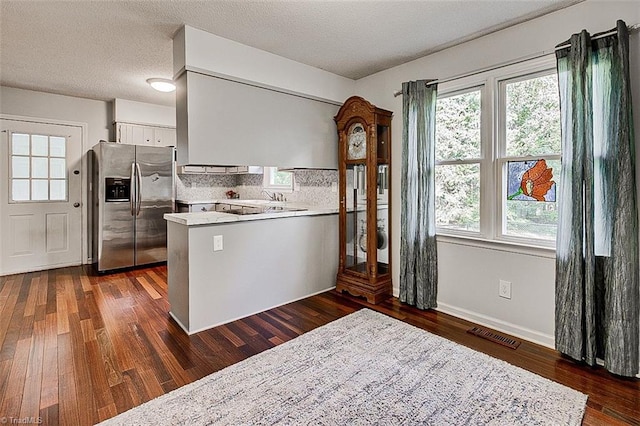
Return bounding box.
[334,96,392,304]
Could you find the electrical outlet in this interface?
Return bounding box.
[331,182,338,193]
[213,235,223,252]
[499,280,511,299]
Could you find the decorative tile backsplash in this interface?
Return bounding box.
[176,169,338,207]
[176,173,238,201]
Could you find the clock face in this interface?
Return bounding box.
[347,123,366,160]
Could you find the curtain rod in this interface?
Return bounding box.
[392,22,639,98]
[555,23,640,50]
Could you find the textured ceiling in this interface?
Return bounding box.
[0,0,580,106]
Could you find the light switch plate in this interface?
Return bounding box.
[213,235,223,252]
[331,182,338,193]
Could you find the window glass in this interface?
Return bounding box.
[9,133,68,202]
[50,158,66,179]
[502,73,561,242]
[263,167,294,192]
[12,133,30,155]
[32,180,49,200]
[12,156,30,178]
[505,74,561,156]
[436,90,481,161]
[435,89,482,234]
[435,164,480,232]
[32,157,48,178]
[434,60,561,248]
[12,180,30,201]
[271,169,292,187]
[505,159,560,241]
[32,135,48,156]
[49,136,66,157]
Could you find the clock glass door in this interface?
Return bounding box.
[345,163,367,274]
[376,164,389,275]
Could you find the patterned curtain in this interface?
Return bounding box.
[399,80,438,309]
[555,20,639,377]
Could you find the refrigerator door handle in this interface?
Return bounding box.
[135,162,142,216]
[130,162,136,216]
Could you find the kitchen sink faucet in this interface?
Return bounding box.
[261,190,286,202]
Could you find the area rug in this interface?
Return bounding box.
[100,309,587,425]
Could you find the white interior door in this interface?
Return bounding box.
[0,119,83,275]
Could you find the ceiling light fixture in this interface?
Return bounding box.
[147,78,176,92]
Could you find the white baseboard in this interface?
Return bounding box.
[436,302,555,349]
[179,286,337,335]
[393,287,554,348]
[169,311,190,334]
[0,261,83,277]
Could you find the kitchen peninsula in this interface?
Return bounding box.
[164,201,338,334]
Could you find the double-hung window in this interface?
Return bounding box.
[435,56,561,248]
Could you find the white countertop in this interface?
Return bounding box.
[176,199,218,205]
[165,200,338,226]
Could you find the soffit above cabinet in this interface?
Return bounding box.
[176,71,339,169]
[114,98,176,127]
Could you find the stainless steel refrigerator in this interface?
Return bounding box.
[92,142,175,272]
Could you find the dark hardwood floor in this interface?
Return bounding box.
[0,265,638,425]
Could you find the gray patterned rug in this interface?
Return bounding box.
[100,309,587,425]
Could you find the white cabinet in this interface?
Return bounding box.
[177,203,215,213]
[115,123,176,147]
[179,165,263,174]
[154,127,177,147]
[167,213,339,333]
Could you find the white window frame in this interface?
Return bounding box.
[435,85,486,238]
[9,131,69,203]
[435,54,560,251]
[263,167,294,192]
[496,69,562,247]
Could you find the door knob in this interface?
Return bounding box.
[73,202,80,208]
[73,170,80,175]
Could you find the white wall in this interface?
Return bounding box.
[0,86,112,263]
[355,0,640,347]
[1,86,111,145]
[113,98,176,127]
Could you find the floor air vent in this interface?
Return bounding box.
[467,327,521,349]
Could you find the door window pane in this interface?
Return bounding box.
[50,180,66,200]
[32,180,49,200]
[12,180,30,201]
[12,156,30,178]
[32,157,48,178]
[12,133,30,155]
[32,135,49,156]
[50,158,66,178]
[435,163,480,232]
[50,137,66,157]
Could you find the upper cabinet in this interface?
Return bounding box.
[176,71,339,168]
[115,123,176,147]
[113,99,176,147]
